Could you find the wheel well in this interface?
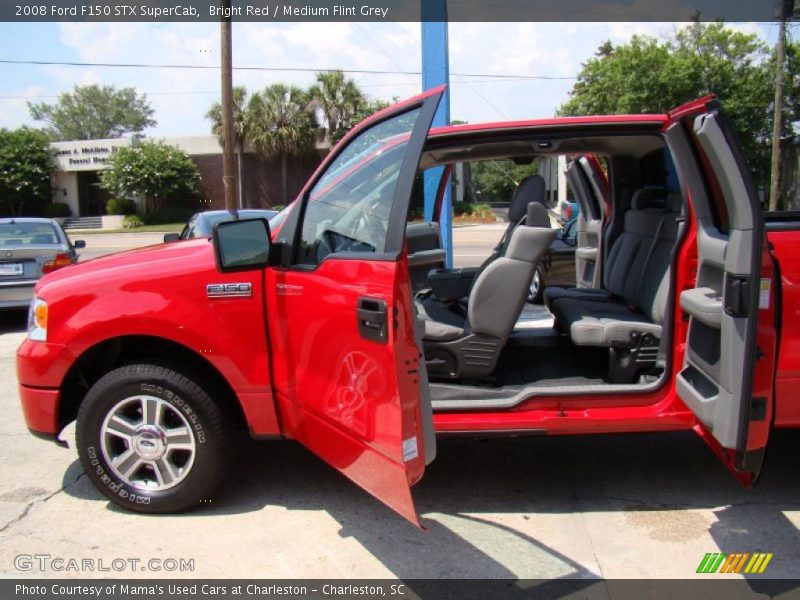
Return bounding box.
[59,335,246,433]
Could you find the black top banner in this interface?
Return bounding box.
[2,0,786,23]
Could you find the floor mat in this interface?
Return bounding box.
[513,302,555,330]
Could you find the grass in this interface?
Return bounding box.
[68,223,184,235]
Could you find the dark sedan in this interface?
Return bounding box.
[164,209,279,242]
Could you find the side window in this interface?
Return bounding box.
[295,108,421,266]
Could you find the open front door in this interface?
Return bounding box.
[266,88,443,526]
[568,155,607,288]
[667,98,777,482]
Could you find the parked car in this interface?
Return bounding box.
[529,217,578,303]
[0,218,83,310]
[164,209,279,242]
[17,91,790,529]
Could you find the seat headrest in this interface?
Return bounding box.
[631,188,668,210]
[508,175,546,222]
[526,202,551,228]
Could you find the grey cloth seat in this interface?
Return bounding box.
[549,189,681,347]
[422,203,556,379]
[543,189,678,309]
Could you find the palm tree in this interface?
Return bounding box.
[207,86,249,208]
[247,84,319,205]
[308,70,366,143]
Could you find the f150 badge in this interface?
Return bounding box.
[207,283,252,298]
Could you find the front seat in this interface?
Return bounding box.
[480,174,547,268]
[421,202,556,380]
[424,174,548,303]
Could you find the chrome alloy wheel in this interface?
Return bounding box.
[529,269,541,301]
[100,395,196,491]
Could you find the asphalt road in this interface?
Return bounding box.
[1,228,799,584]
[69,226,506,265]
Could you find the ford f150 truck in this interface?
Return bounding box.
[17,89,800,527]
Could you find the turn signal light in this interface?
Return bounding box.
[42,253,72,274]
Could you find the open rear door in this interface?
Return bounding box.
[567,155,607,288]
[667,98,777,482]
[266,88,443,526]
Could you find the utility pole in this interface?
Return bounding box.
[769,0,791,212]
[220,0,237,211]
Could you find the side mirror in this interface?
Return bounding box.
[163,233,180,243]
[213,218,271,272]
[73,240,86,249]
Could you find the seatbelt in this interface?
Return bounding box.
[479,213,527,270]
[632,211,670,310]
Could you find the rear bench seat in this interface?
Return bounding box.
[548,189,681,348]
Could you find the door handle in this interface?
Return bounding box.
[357,297,388,343]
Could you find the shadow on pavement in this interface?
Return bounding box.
[0,309,27,334]
[61,429,800,587]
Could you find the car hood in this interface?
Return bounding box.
[35,238,216,301]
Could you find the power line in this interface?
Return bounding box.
[0,90,219,100]
[0,58,577,80]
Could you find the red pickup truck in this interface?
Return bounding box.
[17,89,800,527]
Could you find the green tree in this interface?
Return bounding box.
[308,70,366,143]
[99,141,199,215]
[247,83,319,204]
[28,84,156,140]
[0,127,55,216]
[470,159,541,203]
[207,86,250,205]
[560,23,776,188]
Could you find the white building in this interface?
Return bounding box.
[51,136,223,217]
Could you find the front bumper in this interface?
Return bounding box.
[19,384,60,438]
[18,338,72,440]
[0,280,36,309]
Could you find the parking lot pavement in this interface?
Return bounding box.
[68,226,506,265]
[2,309,800,582]
[72,232,168,261]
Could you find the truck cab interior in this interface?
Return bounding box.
[409,132,689,409]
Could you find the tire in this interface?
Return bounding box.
[76,364,229,513]
[528,265,545,304]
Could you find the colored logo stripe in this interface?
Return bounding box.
[697,553,773,574]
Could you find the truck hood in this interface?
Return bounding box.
[35,238,216,301]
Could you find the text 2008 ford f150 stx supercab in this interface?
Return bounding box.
[16,89,800,527]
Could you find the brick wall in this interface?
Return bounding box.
[192,150,326,211]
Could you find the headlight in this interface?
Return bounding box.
[27,297,48,342]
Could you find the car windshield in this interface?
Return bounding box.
[0,222,60,246]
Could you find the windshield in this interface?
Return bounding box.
[0,222,61,246]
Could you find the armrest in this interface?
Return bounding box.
[408,248,446,267]
[575,247,598,260]
[427,267,479,301]
[680,287,723,329]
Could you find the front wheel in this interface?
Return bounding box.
[528,265,545,304]
[76,364,229,513]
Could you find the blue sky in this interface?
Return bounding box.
[0,21,778,139]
